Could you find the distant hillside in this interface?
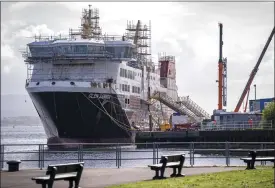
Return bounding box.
[1,94,38,118]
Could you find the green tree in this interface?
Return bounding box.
[262,102,275,127]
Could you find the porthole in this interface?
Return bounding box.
[52,82,56,85]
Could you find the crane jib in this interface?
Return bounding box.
[234,26,275,112]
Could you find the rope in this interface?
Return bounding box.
[81,93,134,133]
[96,97,133,136]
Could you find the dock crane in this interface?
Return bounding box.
[234,26,275,112]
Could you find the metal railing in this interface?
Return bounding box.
[0,142,274,170]
[151,92,200,122]
[200,122,273,131]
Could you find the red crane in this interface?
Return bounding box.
[234,26,275,112]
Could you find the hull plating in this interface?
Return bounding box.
[28,91,135,145]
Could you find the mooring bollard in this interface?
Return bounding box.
[7,160,21,172]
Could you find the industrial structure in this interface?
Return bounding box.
[234,26,275,112]
[249,97,275,112]
[217,23,227,111]
[212,25,275,126]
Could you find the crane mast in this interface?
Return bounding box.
[234,26,275,112]
[217,23,227,110]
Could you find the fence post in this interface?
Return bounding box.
[77,144,81,162]
[38,144,41,170]
[118,145,121,168]
[260,143,265,166]
[225,142,230,166]
[156,143,159,163]
[192,142,195,166]
[1,145,4,170]
[42,144,45,169]
[116,144,118,168]
[80,144,83,162]
[116,144,121,169]
[153,142,156,165]
[189,142,194,167]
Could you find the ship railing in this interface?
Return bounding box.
[31,34,70,42]
[27,33,133,43]
[0,142,274,170]
[26,77,111,83]
[200,122,273,131]
[24,52,114,62]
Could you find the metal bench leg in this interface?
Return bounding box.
[170,168,177,177]
[160,167,166,179]
[176,166,185,177]
[41,184,47,188]
[74,180,80,188]
[153,170,159,180]
[251,160,256,169]
[69,180,73,188]
[245,161,251,170]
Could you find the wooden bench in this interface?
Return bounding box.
[148,154,185,179]
[31,162,84,188]
[240,149,274,170]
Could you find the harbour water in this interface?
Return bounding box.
[1,117,272,169]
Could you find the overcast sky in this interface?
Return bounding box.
[1,2,274,115]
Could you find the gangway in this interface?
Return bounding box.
[177,96,210,119]
[150,92,201,123]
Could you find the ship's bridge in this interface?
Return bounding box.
[24,37,136,63]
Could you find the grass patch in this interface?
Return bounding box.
[108,168,274,188]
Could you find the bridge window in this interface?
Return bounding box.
[106,47,115,54]
[29,46,53,56]
[106,46,134,59]
[88,46,104,53]
[74,45,87,54]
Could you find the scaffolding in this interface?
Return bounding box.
[125,20,152,69]
[69,5,102,40]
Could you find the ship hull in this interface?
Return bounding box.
[28,90,135,148]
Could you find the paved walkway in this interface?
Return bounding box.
[1,167,243,188]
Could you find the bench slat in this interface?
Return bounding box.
[166,162,180,167]
[240,157,274,161]
[148,164,162,168]
[47,163,84,175]
[32,173,77,181]
[148,162,180,168]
